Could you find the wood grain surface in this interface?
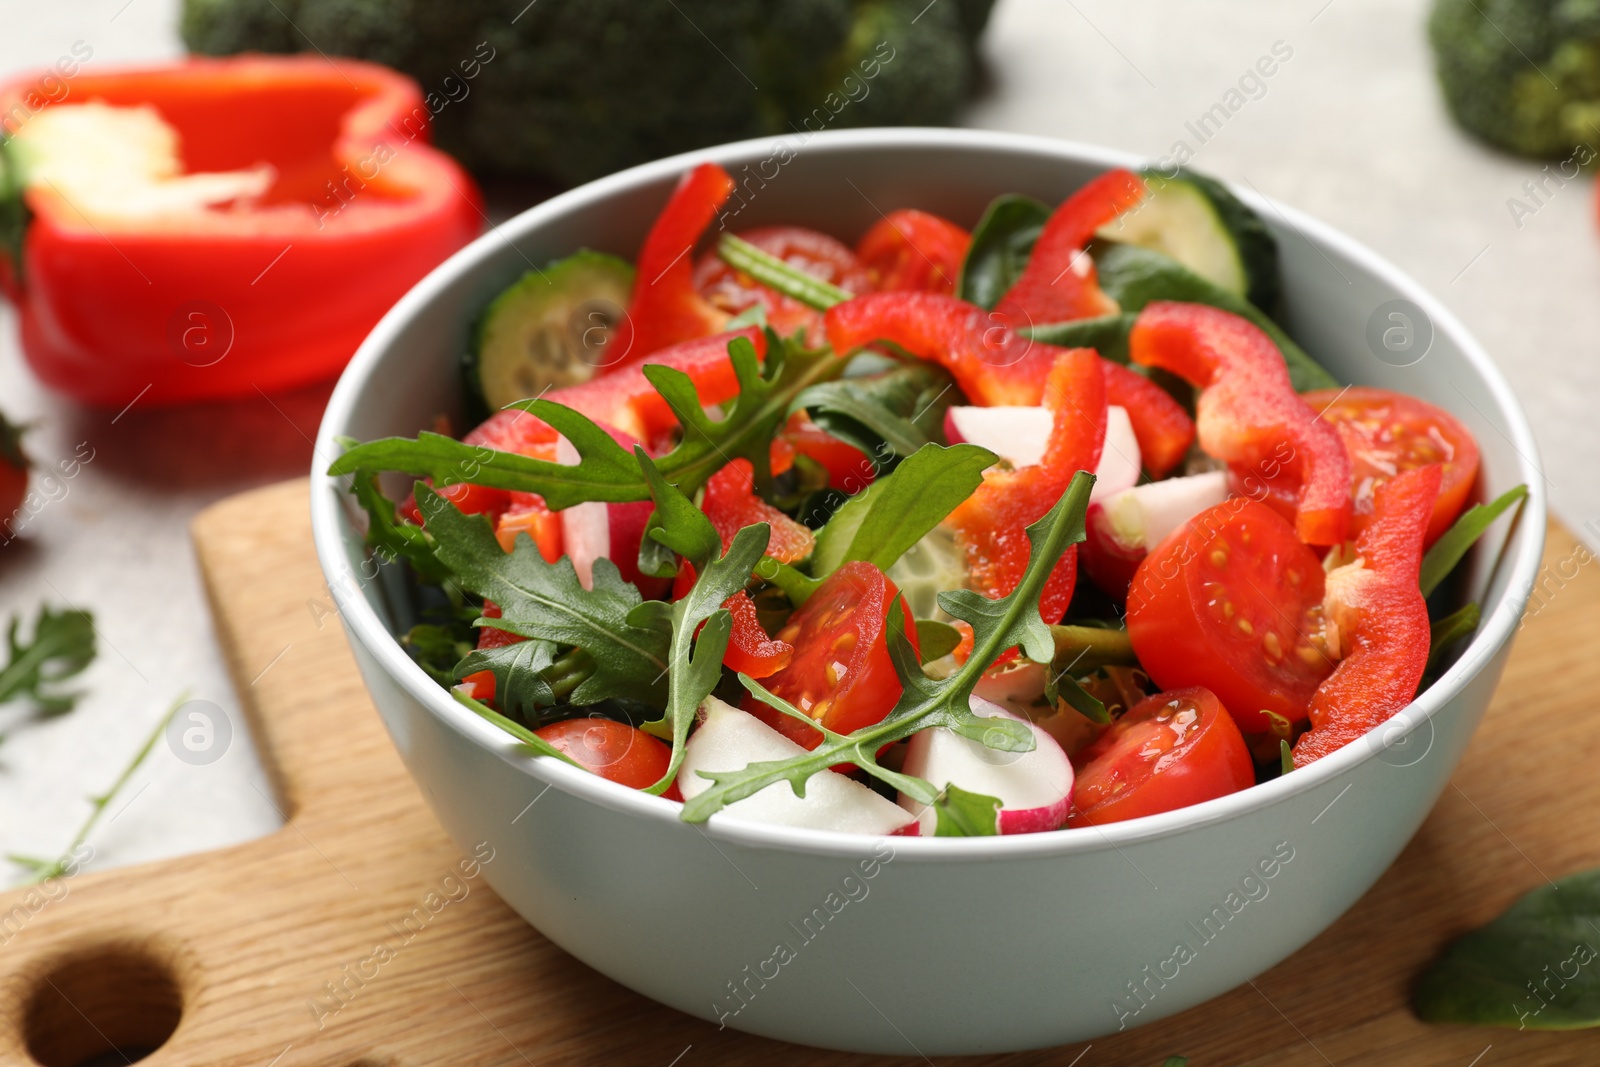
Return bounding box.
[0,477,1595,1066]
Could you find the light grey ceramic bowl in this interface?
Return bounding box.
[311,129,1545,1055]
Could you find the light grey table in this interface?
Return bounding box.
[4,0,1594,880]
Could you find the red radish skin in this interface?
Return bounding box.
[556,429,665,594]
[898,697,1074,835]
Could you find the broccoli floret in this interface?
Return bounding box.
[179,0,993,185]
[1429,0,1600,156]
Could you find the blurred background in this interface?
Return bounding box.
[2,0,1596,880]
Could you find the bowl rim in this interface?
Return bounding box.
[311,126,1547,862]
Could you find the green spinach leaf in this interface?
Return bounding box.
[958,194,1052,309]
[1420,484,1530,597]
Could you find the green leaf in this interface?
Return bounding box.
[454,639,560,722]
[809,442,995,578]
[932,783,1002,836]
[343,463,455,584]
[1089,242,1340,393]
[642,523,773,794]
[716,233,852,310]
[1052,671,1110,725]
[1280,739,1293,776]
[416,485,671,707]
[0,137,29,286]
[1051,624,1138,674]
[1426,601,1482,678]
[1023,312,1137,363]
[401,623,476,685]
[791,359,961,461]
[329,335,847,509]
[0,605,96,715]
[1414,865,1600,1029]
[915,620,962,662]
[636,447,720,566]
[452,687,582,767]
[681,470,1096,823]
[1420,484,1530,597]
[1163,1058,1191,1067]
[958,193,1052,309]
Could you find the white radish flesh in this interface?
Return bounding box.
[680,698,915,835]
[943,404,1141,502]
[898,696,1074,836]
[1101,469,1230,553]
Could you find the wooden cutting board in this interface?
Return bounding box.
[0,478,1596,1067]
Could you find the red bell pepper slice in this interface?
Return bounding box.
[672,563,795,679]
[1101,361,1195,479]
[993,168,1145,325]
[611,162,733,363]
[0,56,482,407]
[856,209,971,296]
[1129,302,1351,546]
[701,458,815,564]
[823,291,1045,406]
[947,347,1106,625]
[1292,464,1441,767]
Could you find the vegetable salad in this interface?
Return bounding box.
[331,162,1523,837]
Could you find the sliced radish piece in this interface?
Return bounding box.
[898,696,1074,835]
[1102,469,1229,553]
[680,698,915,835]
[556,430,659,591]
[943,403,1140,502]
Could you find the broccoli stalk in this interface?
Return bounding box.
[180,0,996,186]
[1429,0,1600,157]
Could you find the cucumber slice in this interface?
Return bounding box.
[885,524,969,623]
[1099,169,1280,312]
[471,250,635,410]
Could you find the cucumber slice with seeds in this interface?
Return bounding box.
[471,250,635,410]
[1098,169,1280,312]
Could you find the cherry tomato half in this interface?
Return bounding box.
[535,717,673,791]
[1236,387,1478,547]
[753,561,918,749]
[1127,499,1334,734]
[1069,687,1255,827]
[694,226,872,343]
[856,209,971,296]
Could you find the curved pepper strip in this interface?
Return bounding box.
[1129,302,1351,545]
[672,563,794,679]
[1292,463,1441,767]
[993,168,1145,325]
[1101,361,1195,479]
[947,347,1106,626]
[701,457,815,564]
[821,292,1193,479]
[0,56,483,407]
[612,162,733,364]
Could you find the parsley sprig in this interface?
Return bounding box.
[680,470,1096,823]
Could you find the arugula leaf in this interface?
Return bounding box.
[636,446,721,575]
[716,233,852,310]
[915,620,962,661]
[1425,601,1481,678]
[0,605,96,715]
[681,470,1096,822]
[1279,739,1293,777]
[1023,312,1137,363]
[329,334,846,508]
[1414,865,1600,1029]
[452,687,583,767]
[345,464,454,584]
[402,623,476,685]
[791,359,961,460]
[642,523,772,794]
[1051,624,1138,674]
[1051,671,1110,725]
[1089,242,1340,393]
[809,442,995,578]
[957,194,1051,309]
[455,639,561,722]
[1420,484,1530,597]
[932,783,1002,836]
[416,485,671,708]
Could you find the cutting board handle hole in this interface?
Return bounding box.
[21,944,183,1067]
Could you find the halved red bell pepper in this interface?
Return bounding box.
[1129,302,1351,546]
[947,347,1106,625]
[1101,361,1194,479]
[1292,464,1441,767]
[993,168,1145,325]
[856,209,971,296]
[611,162,732,363]
[0,56,481,407]
[701,457,816,564]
